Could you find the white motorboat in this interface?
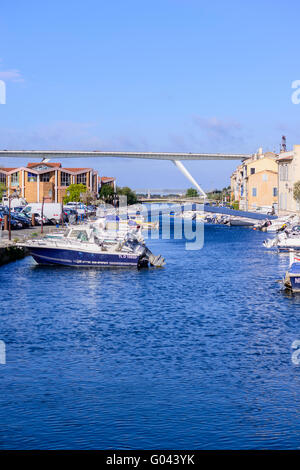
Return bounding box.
[19,226,165,268]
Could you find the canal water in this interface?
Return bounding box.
[1,222,300,449]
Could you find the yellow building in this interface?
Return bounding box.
[277,144,300,215]
[247,169,278,210]
[230,149,278,211]
[245,154,278,211]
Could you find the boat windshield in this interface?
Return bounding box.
[68,229,89,242]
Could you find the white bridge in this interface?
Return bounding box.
[0,150,250,198]
[136,189,187,195]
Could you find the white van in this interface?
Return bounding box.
[2,196,27,208]
[22,203,63,224]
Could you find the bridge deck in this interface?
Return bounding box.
[0,150,250,161]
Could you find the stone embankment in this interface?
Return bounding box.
[0,226,58,266]
[0,242,28,266]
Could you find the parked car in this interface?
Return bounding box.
[11,212,31,228]
[63,208,77,224]
[65,202,87,218]
[30,213,50,226]
[0,211,23,230]
[12,206,26,213]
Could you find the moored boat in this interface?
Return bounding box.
[226,217,255,227]
[284,253,300,292]
[19,226,165,268]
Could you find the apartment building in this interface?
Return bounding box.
[0,162,106,203]
[230,149,278,211]
[277,144,300,215]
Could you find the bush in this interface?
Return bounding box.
[117,186,137,205]
[293,181,300,204]
[63,184,87,204]
[186,188,198,198]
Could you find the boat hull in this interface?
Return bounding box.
[278,244,300,252]
[286,262,300,292]
[290,274,300,292]
[28,246,146,268]
[229,219,254,227]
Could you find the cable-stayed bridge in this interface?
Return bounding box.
[0,149,250,198]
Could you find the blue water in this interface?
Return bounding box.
[1,223,300,449]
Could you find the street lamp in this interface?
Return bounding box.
[61,189,70,227]
[41,189,52,234]
[79,192,85,222]
[8,189,20,241]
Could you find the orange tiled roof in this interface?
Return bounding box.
[62,168,90,172]
[27,162,62,168]
[0,168,17,172]
[101,176,115,182]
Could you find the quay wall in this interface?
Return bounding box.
[0,245,28,266]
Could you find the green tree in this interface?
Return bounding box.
[0,183,6,201]
[117,186,137,205]
[99,184,115,202]
[207,189,222,201]
[293,181,300,207]
[185,187,198,198]
[63,184,87,203]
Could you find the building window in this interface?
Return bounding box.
[273,187,278,197]
[11,172,19,186]
[262,174,268,182]
[40,172,50,182]
[34,165,51,171]
[250,168,255,175]
[77,173,86,185]
[0,173,6,184]
[61,172,70,186]
[252,188,257,197]
[27,172,37,182]
[280,164,288,181]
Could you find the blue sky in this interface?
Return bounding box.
[1,0,300,190]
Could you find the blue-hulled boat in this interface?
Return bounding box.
[284,253,300,292]
[20,226,165,268]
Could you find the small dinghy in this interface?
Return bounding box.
[224,217,255,227]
